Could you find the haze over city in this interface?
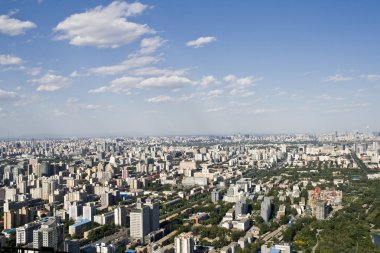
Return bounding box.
[1,0,380,137]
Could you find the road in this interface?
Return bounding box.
[312,229,322,253]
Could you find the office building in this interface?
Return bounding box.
[130,199,150,243]
[316,200,327,220]
[211,188,221,203]
[261,197,272,222]
[16,222,40,246]
[146,198,159,232]
[33,217,64,250]
[114,206,127,226]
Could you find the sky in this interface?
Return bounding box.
[0,0,380,137]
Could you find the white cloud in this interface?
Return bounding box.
[54,1,152,48]
[66,97,101,110]
[139,36,166,55]
[200,89,224,100]
[224,75,262,87]
[199,75,220,88]
[138,75,193,89]
[145,95,172,103]
[359,74,380,81]
[324,74,353,82]
[327,103,370,113]
[90,55,159,75]
[89,76,142,94]
[326,108,352,113]
[30,73,71,91]
[250,109,279,114]
[0,88,19,101]
[0,15,36,35]
[224,74,262,97]
[0,55,23,65]
[186,36,216,48]
[53,109,67,116]
[205,107,224,113]
[129,67,187,77]
[315,94,344,101]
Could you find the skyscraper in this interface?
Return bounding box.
[33,217,64,250]
[261,197,272,222]
[316,200,327,220]
[114,206,127,226]
[129,198,159,244]
[146,198,159,232]
[130,204,150,243]
[211,188,221,203]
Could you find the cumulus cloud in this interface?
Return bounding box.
[186,36,216,48]
[315,94,344,101]
[0,55,23,65]
[0,89,19,101]
[54,1,152,48]
[224,75,261,97]
[145,95,172,103]
[0,15,36,35]
[139,36,166,55]
[30,73,71,91]
[139,75,193,89]
[204,107,224,113]
[199,75,220,88]
[90,55,159,75]
[324,74,353,82]
[90,74,193,94]
[250,108,279,114]
[53,109,67,117]
[129,67,187,77]
[359,74,380,81]
[66,97,101,110]
[89,76,143,94]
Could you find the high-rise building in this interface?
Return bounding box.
[146,198,159,232]
[316,200,327,220]
[83,203,96,222]
[174,232,195,253]
[16,222,40,246]
[114,206,127,226]
[129,200,151,243]
[235,197,248,216]
[261,197,272,222]
[69,202,83,221]
[211,188,221,203]
[33,217,64,250]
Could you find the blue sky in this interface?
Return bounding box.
[0,0,379,137]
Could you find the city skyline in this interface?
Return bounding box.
[1,0,380,137]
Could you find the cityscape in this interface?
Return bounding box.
[1,1,380,253]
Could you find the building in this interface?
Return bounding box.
[146,198,159,232]
[114,206,127,226]
[211,188,221,203]
[174,232,195,253]
[130,200,150,243]
[69,218,91,236]
[316,200,327,220]
[129,198,159,244]
[96,242,116,253]
[16,222,40,246]
[83,203,96,222]
[33,217,64,250]
[261,197,272,222]
[235,197,248,216]
[69,202,83,221]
